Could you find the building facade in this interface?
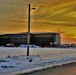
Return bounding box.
[0,32,61,47]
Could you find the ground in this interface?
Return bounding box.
[0,47,76,75]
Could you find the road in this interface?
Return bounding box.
[30,64,76,75]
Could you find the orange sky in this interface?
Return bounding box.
[0,0,76,44]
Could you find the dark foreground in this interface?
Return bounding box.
[29,63,76,75]
[16,63,76,75]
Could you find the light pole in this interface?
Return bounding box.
[27,4,36,56]
[27,4,30,56]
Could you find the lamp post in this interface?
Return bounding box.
[27,4,36,56]
[27,4,30,56]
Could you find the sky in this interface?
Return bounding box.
[0,0,76,44]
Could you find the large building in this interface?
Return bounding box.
[0,32,61,47]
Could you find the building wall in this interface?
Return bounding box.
[51,33,61,47]
[32,33,54,47]
[0,32,61,47]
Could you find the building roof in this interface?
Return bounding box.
[0,32,60,36]
[32,32,60,35]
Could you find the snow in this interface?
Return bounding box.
[18,44,41,48]
[0,47,76,75]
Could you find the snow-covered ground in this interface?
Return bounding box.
[0,47,76,75]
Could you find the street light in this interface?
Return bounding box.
[27,4,36,56]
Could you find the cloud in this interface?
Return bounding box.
[0,0,76,43]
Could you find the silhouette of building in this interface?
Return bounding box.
[0,32,61,47]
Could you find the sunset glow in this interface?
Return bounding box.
[0,0,76,43]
